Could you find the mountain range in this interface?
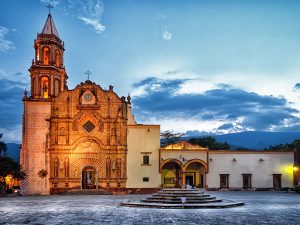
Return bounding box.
[5,131,300,161]
[185,131,300,150]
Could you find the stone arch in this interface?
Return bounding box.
[40,75,49,98]
[183,159,207,188]
[54,78,60,96]
[160,158,183,172]
[81,164,98,190]
[43,46,50,65]
[183,159,208,172]
[160,158,184,188]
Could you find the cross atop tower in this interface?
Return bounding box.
[46,3,54,14]
[84,70,92,80]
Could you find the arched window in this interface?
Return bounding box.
[43,47,50,65]
[55,49,60,67]
[54,79,60,96]
[40,77,49,98]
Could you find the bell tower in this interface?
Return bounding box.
[21,10,67,195]
[29,12,67,99]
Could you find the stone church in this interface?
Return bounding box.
[21,13,296,195]
[20,12,161,195]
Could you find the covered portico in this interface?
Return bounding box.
[159,141,208,188]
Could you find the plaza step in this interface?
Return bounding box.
[121,188,244,209]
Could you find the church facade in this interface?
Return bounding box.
[20,13,296,195]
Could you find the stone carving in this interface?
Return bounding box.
[117,158,122,178]
[53,157,59,178]
[106,157,111,178]
[64,157,70,178]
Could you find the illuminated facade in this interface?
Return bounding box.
[20,13,295,195]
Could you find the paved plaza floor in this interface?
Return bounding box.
[0,191,299,225]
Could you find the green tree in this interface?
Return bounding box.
[0,156,26,193]
[0,133,7,156]
[0,135,25,193]
[265,139,300,152]
[160,130,184,147]
[188,136,230,150]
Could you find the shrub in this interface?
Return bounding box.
[295,185,300,193]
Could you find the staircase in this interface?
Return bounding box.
[122,188,244,208]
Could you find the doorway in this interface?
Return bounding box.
[82,166,97,189]
[186,175,194,186]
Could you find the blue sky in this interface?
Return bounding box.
[1,0,300,142]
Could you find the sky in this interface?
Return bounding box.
[1,0,300,143]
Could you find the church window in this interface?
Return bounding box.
[83,121,95,132]
[54,79,60,96]
[143,177,149,182]
[43,47,50,65]
[143,155,150,165]
[40,77,49,98]
[242,174,252,189]
[55,49,60,67]
[220,174,229,188]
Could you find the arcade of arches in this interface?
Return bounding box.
[160,159,207,188]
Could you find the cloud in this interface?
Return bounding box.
[131,77,300,133]
[162,30,172,40]
[294,83,300,91]
[0,26,15,53]
[78,16,105,33]
[69,0,106,33]
[0,70,29,142]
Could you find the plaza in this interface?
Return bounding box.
[0,191,299,225]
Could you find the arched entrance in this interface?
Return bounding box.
[82,166,97,189]
[161,160,183,188]
[184,160,207,188]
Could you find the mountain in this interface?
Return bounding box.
[6,143,20,162]
[185,131,300,150]
[6,131,300,159]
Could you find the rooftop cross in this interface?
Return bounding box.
[84,70,92,80]
[46,3,54,14]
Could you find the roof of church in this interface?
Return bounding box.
[41,13,59,37]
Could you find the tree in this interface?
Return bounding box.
[0,156,26,193]
[0,133,7,156]
[265,139,300,152]
[188,136,230,150]
[160,130,184,147]
[0,135,25,193]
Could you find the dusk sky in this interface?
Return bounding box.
[1,0,300,143]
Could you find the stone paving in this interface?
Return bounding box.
[0,191,299,225]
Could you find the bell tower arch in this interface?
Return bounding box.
[29,12,67,99]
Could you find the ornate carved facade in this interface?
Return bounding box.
[49,81,129,192]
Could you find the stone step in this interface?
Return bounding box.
[142,199,222,204]
[153,193,207,197]
[147,196,217,201]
